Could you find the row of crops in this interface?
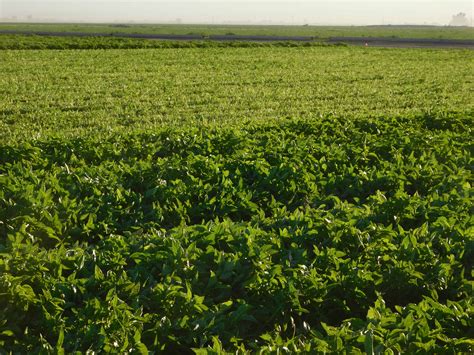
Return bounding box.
[0,44,473,352]
[0,35,342,51]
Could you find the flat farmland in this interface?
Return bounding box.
[1,46,472,143]
[1,23,474,39]
[0,43,473,353]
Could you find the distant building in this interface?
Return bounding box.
[449,12,470,27]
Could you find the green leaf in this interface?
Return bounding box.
[364,330,374,355]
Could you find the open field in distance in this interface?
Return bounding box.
[0,23,473,40]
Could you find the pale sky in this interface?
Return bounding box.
[1,0,473,26]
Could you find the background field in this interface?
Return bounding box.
[0,34,342,50]
[0,37,473,353]
[1,23,474,39]
[1,46,472,144]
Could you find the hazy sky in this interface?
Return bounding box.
[1,0,473,26]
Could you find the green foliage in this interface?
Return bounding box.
[0,43,472,352]
[0,34,337,50]
[1,46,472,144]
[1,114,472,352]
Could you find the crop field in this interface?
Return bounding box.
[1,34,346,51]
[0,40,473,353]
[1,23,474,40]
